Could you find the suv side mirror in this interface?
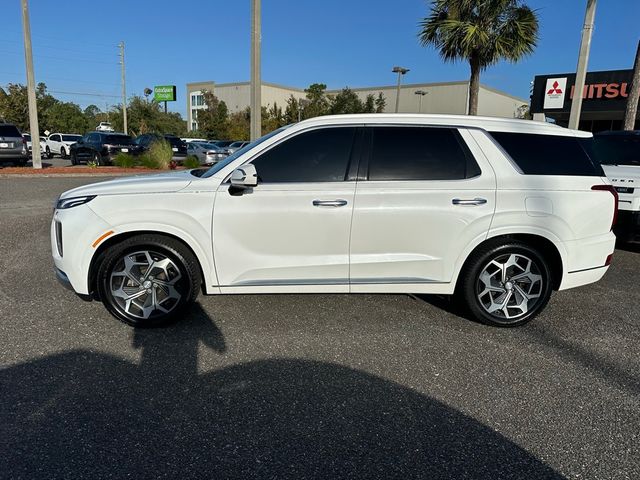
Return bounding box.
[230,164,258,188]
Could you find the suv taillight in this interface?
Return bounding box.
[591,184,619,230]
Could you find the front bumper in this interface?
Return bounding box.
[55,267,74,291]
[51,205,112,295]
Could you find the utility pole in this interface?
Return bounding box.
[623,40,640,131]
[118,41,128,134]
[568,0,597,130]
[20,0,41,169]
[392,66,409,113]
[250,0,261,140]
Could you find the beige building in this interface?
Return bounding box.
[186,80,527,131]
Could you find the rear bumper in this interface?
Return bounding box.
[0,151,28,163]
[559,231,616,291]
[560,265,609,291]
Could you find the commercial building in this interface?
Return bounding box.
[186,80,528,131]
[531,69,639,132]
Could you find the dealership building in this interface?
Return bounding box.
[531,69,639,132]
[186,80,528,131]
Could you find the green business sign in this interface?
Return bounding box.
[154,85,177,102]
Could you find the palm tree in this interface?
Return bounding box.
[419,0,539,115]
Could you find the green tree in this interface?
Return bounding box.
[111,96,187,136]
[375,92,387,113]
[45,102,90,133]
[329,87,365,114]
[363,94,376,113]
[418,0,538,115]
[197,90,229,139]
[227,108,250,141]
[0,82,58,132]
[284,95,300,124]
[262,102,285,135]
[303,83,330,119]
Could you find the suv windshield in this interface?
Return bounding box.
[592,134,640,166]
[201,126,290,178]
[0,125,21,137]
[104,134,134,145]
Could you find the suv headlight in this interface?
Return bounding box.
[56,195,96,210]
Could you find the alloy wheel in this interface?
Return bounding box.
[109,250,183,320]
[476,253,543,322]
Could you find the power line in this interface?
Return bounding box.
[3,38,118,59]
[3,30,118,49]
[0,71,119,88]
[0,49,116,65]
[47,89,120,98]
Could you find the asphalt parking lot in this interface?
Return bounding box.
[1,176,639,480]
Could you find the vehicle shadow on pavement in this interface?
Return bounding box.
[1,304,563,479]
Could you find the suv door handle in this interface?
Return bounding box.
[313,199,348,207]
[452,198,487,206]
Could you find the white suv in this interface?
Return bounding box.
[51,114,617,328]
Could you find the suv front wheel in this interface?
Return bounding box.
[458,241,553,327]
[96,234,201,327]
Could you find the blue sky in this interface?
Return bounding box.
[2,0,639,117]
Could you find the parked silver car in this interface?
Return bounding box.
[225,141,250,155]
[186,142,227,165]
[0,123,29,166]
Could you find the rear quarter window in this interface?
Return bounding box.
[490,131,604,176]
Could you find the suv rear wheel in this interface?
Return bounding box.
[457,241,553,327]
[96,234,201,327]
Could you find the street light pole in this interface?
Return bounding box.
[415,90,427,113]
[250,0,261,140]
[568,0,597,130]
[20,0,41,169]
[118,41,128,134]
[392,66,409,113]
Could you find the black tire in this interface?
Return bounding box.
[70,152,78,165]
[93,152,103,166]
[60,147,67,158]
[456,240,553,327]
[45,147,53,159]
[96,234,201,327]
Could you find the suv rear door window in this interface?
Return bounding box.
[367,126,480,181]
[251,127,357,183]
[490,131,604,176]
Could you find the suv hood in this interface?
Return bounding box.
[602,164,640,186]
[60,170,194,199]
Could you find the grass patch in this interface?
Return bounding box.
[113,152,137,168]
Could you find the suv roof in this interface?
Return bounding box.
[296,114,588,138]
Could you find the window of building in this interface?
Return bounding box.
[367,127,480,181]
[251,127,356,183]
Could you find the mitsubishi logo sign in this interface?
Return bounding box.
[543,77,567,109]
[547,81,563,95]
